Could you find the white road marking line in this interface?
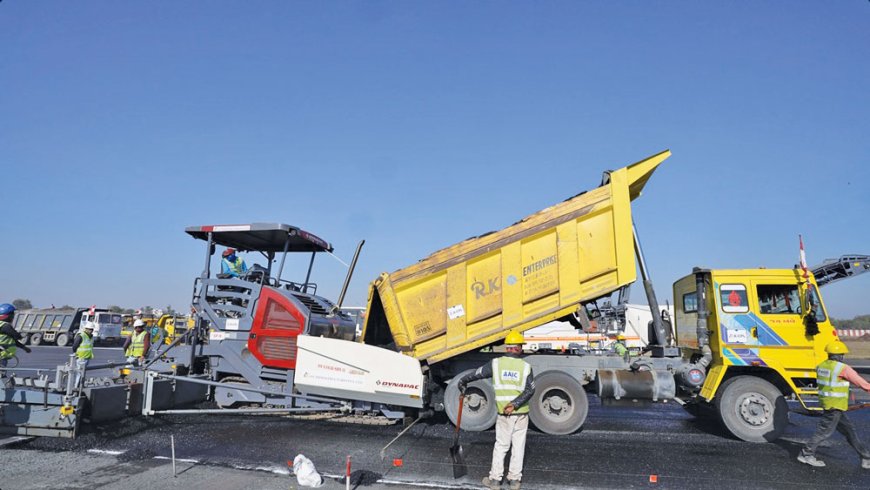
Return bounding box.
[149,459,482,489]
[87,449,126,456]
[154,456,200,464]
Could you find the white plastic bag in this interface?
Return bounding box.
[293,454,324,488]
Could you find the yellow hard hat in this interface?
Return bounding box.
[504,331,524,345]
[616,333,626,341]
[825,341,849,355]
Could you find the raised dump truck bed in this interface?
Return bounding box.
[361,150,670,364]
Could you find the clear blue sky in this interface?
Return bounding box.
[2,2,868,318]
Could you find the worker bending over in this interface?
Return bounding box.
[798,341,870,469]
[458,331,535,490]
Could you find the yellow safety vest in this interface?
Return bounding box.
[0,321,16,360]
[224,257,246,276]
[126,331,147,357]
[614,341,629,356]
[492,356,531,415]
[76,332,94,360]
[817,359,850,411]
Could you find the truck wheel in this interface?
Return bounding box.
[716,376,788,443]
[30,333,43,346]
[529,371,588,435]
[445,369,497,431]
[55,333,70,347]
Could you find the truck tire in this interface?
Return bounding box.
[529,371,588,435]
[55,333,70,347]
[30,333,43,346]
[445,369,497,431]
[715,376,788,443]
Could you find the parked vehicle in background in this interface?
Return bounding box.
[13,308,85,347]
[14,307,122,346]
[80,310,123,345]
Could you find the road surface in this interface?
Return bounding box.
[4,346,869,489]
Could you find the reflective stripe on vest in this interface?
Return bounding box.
[126,331,147,357]
[0,323,16,360]
[491,356,531,415]
[817,359,849,411]
[76,332,94,360]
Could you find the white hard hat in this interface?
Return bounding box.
[133,319,146,328]
[83,321,95,330]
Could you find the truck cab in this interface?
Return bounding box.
[81,311,123,345]
[673,267,837,442]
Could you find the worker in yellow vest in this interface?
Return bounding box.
[613,333,629,358]
[1,304,32,381]
[798,341,870,469]
[71,322,95,387]
[123,320,151,366]
[221,248,248,278]
[458,331,535,490]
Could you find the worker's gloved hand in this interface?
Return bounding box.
[457,381,467,394]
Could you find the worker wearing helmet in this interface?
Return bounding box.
[613,333,629,358]
[221,248,248,278]
[71,322,95,386]
[0,303,32,377]
[123,319,151,366]
[457,331,535,490]
[798,341,870,469]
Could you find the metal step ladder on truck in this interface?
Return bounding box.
[358,149,869,443]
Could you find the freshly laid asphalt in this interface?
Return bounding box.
[3,346,869,489]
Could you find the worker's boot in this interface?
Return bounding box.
[482,476,501,489]
[797,454,826,467]
[508,480,522,490]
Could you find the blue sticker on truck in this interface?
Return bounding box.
[719,312,787,347]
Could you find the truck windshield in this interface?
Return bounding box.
[97,313,121,324]
[757,285,800,314]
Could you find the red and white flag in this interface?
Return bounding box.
[88,305,96,316]
[799,235,809,280]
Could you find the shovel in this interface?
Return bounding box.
[449,393,468,478]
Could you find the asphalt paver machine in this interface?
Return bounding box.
[154,223,425,417]
[0,223,426,437]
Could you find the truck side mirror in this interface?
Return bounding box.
[209,243,216,256]
[803,313,819,337]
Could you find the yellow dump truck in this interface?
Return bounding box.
[361,150,848,442]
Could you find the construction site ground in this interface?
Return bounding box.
[3,346,869,490]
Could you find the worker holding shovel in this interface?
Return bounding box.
[458,331,535,490]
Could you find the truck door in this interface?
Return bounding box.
[748,278,819,378]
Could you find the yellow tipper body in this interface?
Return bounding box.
[362,150,670,363]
